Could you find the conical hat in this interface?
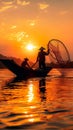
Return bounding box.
[24,58,29,61]
[39,47,45,50]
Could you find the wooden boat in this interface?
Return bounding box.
[0,59,52,79]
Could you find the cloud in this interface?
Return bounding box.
[59,10,69,15]
[0,5,13,12]
[17,0,30,6]
[39,3,50,10]
[8,31,29,41]
[2,1,14,5]
[29,20,36,26]
[27,19,40,27]
[0,0,30,12]
[10,25,17,29]
[0,0,14,12]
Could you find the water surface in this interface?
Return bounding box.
[0,68,73,130]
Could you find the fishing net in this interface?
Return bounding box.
[47,39,70,66]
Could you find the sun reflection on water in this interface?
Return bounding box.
[27,81,34,103]
[0,69,73,129]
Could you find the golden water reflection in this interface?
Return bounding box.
[0,75,73,128]
[0,79,53,127]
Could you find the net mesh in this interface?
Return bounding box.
[47,39,70,65]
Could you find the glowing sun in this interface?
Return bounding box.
[26,43,36,51]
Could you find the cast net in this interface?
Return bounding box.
[47,39,70,66]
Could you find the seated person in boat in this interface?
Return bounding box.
[21,58,31,70]
[37,47,50,69]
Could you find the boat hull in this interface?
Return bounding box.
[0,59,52,79]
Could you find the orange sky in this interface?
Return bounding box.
[0,0,73,61]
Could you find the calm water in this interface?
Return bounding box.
[0,68,73,130]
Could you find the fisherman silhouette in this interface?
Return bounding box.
[37,47,50,69]
[21,58,31,70]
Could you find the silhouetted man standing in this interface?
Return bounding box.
[37,47,50,69]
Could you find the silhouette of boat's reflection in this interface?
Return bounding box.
[39,78,46,101]
[39,78,46,87]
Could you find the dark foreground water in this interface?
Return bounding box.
[0,68,73,130]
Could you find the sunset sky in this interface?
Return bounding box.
[0,0,73,61]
